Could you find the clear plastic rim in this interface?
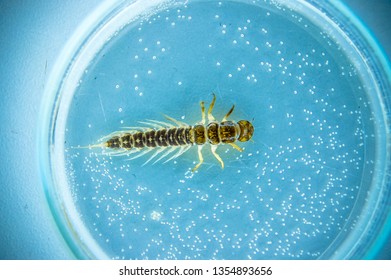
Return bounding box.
[38,0,391,259]
[328,0,391,259]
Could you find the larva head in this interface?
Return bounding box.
[237,120,254,142]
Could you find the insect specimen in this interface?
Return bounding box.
[85,94,254,171]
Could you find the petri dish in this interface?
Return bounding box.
[39,0,391,259]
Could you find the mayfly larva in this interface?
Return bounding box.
[84,94,254,171]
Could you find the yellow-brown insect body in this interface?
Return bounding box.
[91,95,254,171]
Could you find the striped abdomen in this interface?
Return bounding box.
[105,127,192,150]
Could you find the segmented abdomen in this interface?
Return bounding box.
[106,127,193,150]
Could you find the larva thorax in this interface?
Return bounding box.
[192,120,245,145]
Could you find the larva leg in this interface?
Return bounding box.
[210,145,224,169]
[192,145,204,172]
[200,101,206,125]
[229,142,243,152]
[207,93,216,122]
[222,105,235,122]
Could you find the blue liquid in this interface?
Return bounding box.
[54,1,389,259]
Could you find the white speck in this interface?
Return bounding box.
[115,84,120,89]
[161,48,166,52]
[139,92,143,96]
[216,62,221,66]
[134,74,138,78]
[147,70,152,74]
[178,81,182,86]
[228,73,233,78]
[88,124,92,128]
[118,107,123,112]
[156,40,161,45]
[144,47,148,52]
[135,86,139,91]
[152,55,157,60]
[134,55,139,59]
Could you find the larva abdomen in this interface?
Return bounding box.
[105,127,193,150]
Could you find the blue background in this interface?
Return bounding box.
[0,0,390,259]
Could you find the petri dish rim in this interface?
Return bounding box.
[38,0,391,259]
